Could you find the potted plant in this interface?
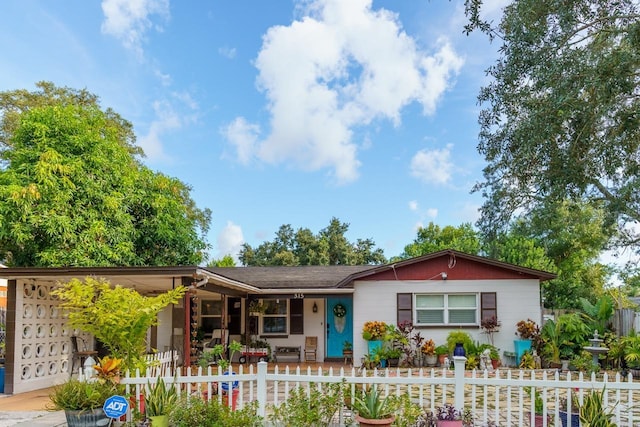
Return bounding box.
[525,387,548,427]
[48,379,120,426]
[559,391,581,427]
[342,340,353,363]
[386,347,403,367]
[352,385,395,427]
[515,318,539,366]
[422,339,437,366]
[248,300,266,316]
[427,403,472,427]
[199,340,243,409]
[145,377,178,427]
[435,345,449,367]
[446,331,473,357]
[362,321,388,354]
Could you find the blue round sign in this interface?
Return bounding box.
[103,395,129,418]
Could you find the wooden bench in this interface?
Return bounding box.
[274,346,301,362]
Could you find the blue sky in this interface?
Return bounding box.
[0,0,510,263]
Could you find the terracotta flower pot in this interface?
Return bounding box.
[436,420,463,427]
[355,414,395,426]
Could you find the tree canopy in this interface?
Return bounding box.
[465,0,640,250]
[0,82,211,266]
[239,217,387,266]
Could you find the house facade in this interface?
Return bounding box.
[0,250,555,394]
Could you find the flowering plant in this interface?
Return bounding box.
[362,321,387,341]
[421,339,436,355]
[516,318,539,340]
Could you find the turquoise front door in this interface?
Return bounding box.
[325,298,353,358]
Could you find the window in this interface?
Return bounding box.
[415,293,477,326]
[200,300,222,335]
[261,299,288,334]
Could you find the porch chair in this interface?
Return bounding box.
[70,336,98,377]
[304,336,317,362]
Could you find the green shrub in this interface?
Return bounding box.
[48,379,122,411]
[170,396,261,427]
[268,382,346,426]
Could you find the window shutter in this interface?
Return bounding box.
[480,292,497,321]
[290,299,304,334]
[397,293,412,325]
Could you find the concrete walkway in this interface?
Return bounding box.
[0,388,66,427]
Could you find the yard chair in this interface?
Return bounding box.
[70,336,97,377]
[304,336,318,362]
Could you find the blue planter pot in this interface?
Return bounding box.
[367,340,382,354]
[453,343,466,357]
[514,339,532,365]
[559,411,580,427]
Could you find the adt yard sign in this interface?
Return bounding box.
[103,395,129,418]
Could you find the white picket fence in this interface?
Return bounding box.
[118,357,640,426]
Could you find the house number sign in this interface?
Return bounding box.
[293,293,304,299]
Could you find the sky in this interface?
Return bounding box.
[0,0,510,263]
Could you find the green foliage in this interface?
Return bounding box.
[466,0,640,255]
[145,377,177,417]
[579,388,618,427]
[207,255,237,267]
[622,332,640,369]
[446,331,474,356]
[170,396,262,427]
[580,296,615,333]
[267,383,347,426]
[398,222,481,259]
[198,340,243,371]
[541,314,591,363]
[51,277,186,373]
[48,379,123,411]
[239,217,387,266]
[519,351,535,369]
[0,82,210,267]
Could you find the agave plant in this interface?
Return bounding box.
[352,385,394,420]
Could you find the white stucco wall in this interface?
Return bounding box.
[353,278,542,364]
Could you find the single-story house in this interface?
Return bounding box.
[0,249,555,393]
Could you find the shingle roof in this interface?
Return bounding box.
[206,265,374,289]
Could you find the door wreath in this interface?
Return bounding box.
[333,303,347,333]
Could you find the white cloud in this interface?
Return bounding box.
[138,93,198,161]
[101,0,169,58]
[226,0,463,184]
[426,208,438,219]
[218,46,237,59]
[222,117,261,165]
[410,144,453,185]
[409,200,419,211]
[217,221,245,261]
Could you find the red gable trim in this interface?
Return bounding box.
[338,249,556,287]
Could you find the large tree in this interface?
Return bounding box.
[0,82,211,266]
[465,0,640,249]
[397,222,481,259]
[239,217,387,266]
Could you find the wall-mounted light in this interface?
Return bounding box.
[312,302,318,313]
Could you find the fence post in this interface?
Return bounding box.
[453,356,466,410]
[257,361,268,418]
